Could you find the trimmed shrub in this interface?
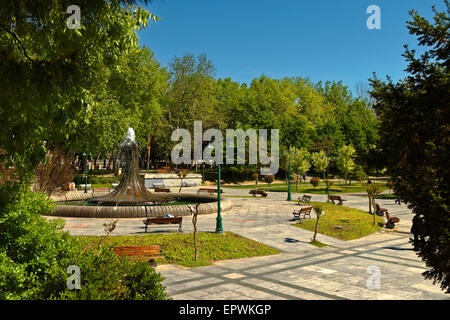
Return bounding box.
[310,177,320,189]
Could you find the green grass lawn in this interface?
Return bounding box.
[292,201,384,240]
[356,194,398,199]
[76,232,281,267]
[224,183,306,189]
[224,182,389,195]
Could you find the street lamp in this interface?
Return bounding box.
[201,161,205,184]
[83,152,88,193]
[216,161,223,234]
[283,147,297,201]
[205,143,223,234]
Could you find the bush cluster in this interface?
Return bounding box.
[204,167,257,183]
[0,182,168,300]
[73,175,117,185]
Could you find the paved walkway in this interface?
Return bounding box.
[49,187,449,300]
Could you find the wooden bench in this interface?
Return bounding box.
[154,187,171,193]
[292,206,313,221]
[113,245,163,263]
[298,194,312,205]
[249,189,268,197]
[143,217,183,233]
[375,203,388,216]
[385,213,400,229]
[329,195,346,205]
[197,188,224,194]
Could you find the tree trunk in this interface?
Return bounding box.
[146,133,151,171]
[313,212,321,242]
[193,213,197,261]
[372,198,377,226]
[189,204,200,262]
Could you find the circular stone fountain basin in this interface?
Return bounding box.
[51,192,233,218]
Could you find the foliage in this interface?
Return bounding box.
[369,1,450,293]
[0,182,168,300]
[311,150,329,178]
[0,182,76,299]
[59,245,168,300]
[336,145,356,184]
[289,147,311,178]
[0,0,157,177]
[351,164,366,182]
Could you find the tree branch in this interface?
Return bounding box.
[0,24,36,63]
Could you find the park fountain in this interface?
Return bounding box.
[52,127,233,218]
[87,127,173,206]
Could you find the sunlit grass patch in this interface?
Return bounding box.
[76,232,281,267]
[292,201,384,240]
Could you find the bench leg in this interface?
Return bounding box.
[145,223,148,233]
[178,222,183,233]
[338,201,343,205]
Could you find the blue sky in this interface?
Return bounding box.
[138,0,444,94]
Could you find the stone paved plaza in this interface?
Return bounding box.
[49,187,449,300]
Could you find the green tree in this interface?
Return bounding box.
[370,1,450,293]
[0,0,157,178]
[311,150,329,179]
[336,145,356,185]
[290,147,311,190]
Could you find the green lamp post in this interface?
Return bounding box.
[287,148,292,201]
[206,143,223,234]
[216,162,223,234]
[283,147,293,201]
[201,161,205,184]
[83,152,88,193]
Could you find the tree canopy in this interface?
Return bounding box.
[370,0,450,293]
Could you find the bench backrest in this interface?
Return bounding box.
[113,245,160,256]
[329,195,341,200]
[250,190,264,193]
[300,206,312,213]
[302,195,312,199]
[145,217,182,224]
